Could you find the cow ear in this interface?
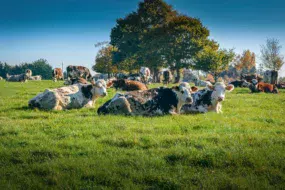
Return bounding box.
[191,86,198,92]
[172,86,179,91]
[226,84,234,92]
[207,84,215,90]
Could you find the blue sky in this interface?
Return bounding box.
[0,0,284,75]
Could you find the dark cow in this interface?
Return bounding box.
[112,79,148,91]
[241,73,263,83]
[98,83,197,116]
[263,70,278,85]
[162,70,173,85]
[67,65,92,80]
[229,80,250,87]
[276,82,285,89]
[52,68,64,82]
[6,69,32,82]
[181,82,234,114]
[29,80,107,110]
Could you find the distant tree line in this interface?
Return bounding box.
[0,59,53,79]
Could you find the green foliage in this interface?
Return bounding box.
[0,80,285,189]
[0,59,53,79]
[195,46,235,80]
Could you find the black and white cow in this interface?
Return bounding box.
[29,80,107,110]
[229,80,250,87]
[181,82,234,114]
[98,83,197,116]
[67,65,92,80]
[6,69,32,82]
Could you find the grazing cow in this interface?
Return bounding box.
[162,70,173,85]
[241,73,263,83]
[67,65,92,80]
[52,68,64,82]
[263,70,278,85]
[29,75,42,81]
[111,79,148,91]
[64,78,88,85]
[257,82,278,94]
[140,67,151,84]
[98,83,197,116]
[229,80,250,87]
[29,80,107,110]
[6,69,32,82]
[181,82,235,114]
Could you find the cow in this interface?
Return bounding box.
[29,75,42,81]
[64,78,88,85]
[97,83,197,116]
[67,65,92,80]
[181,82,235,114]
[140,67,151,84]
[162,70,173,85]
[52,68,64,82]
[241,73,263,83]
[193,78,212,87]
[229,80,250,88]
[110,79,148,91]
[6,69,32,82]
[28,80,107,110]
[263,70,278,85]
[127,73,141,82]
[248,79,259,93]
[257,82,278,94]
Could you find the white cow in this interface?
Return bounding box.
[29,80,107,110]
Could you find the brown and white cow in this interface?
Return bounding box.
[6,69,32,82]
[64,77,88,85]
[257,82,278,94]
[98,83,197,116]
[29,80,107,110]
[29,75,42,81]
[67,65,92,80]
[112,79,148,91]
[182,82,235,114]
[52,68,64,82]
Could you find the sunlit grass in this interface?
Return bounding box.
[0,80,284,189]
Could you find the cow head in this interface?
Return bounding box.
[207,82,234,102]
[25,69,32,77]
[91,79,107,98]
[172,84,196,104]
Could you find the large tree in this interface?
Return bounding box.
[93,45,118,77]
[260,38,284,71]
[194,46,235,81]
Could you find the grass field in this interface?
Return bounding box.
[0,80,284,189]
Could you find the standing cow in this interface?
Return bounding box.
[263,70,278,85]
[140,67,151,84]
[52,68,64,82]
[6,69,32,82]
[162,70,173,85]
[67,65,92,80]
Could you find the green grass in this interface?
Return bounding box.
[0,80,284,189]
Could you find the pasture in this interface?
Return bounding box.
[0,80,284,189]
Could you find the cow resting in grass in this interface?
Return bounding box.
[98,83,198,116]
[112,79,148,91]
[181,82,234,114]
[29,75,42,81]
[29,80,107,110]
[6,69,32,82]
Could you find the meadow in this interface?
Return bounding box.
[0,80,284,189]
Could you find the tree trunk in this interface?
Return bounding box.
[175,67,180,83]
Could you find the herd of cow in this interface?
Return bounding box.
[1,65,282,116]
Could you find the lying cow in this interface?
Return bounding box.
[64,78,88,85]
[6,69,32,82]
[193,78,212,87]
[257,82,278,94]
[29,75,42,81]
[98,83,197,116]
[52,68,64,82]
[112,79,148,91]
[181,82,234,114]
[29,80,107,110]
[67,65,92,80]
[229,80,250,87]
